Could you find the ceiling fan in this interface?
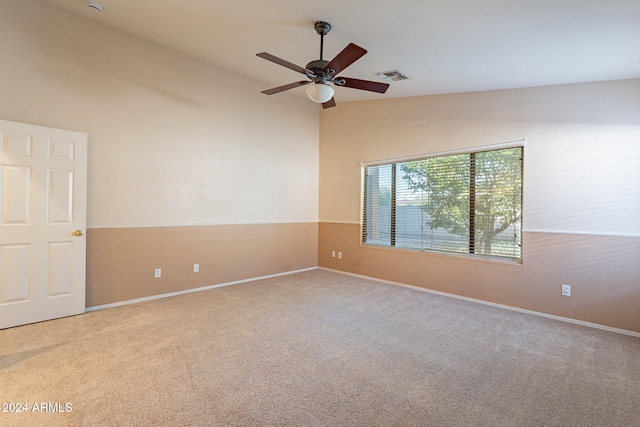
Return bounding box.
[256,21,390,109]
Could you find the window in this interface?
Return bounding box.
[362,146,523,260]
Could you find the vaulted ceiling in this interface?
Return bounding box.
[38,0,640,102]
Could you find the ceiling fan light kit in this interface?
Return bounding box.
[306,83,335,103]
[257,21,390,108]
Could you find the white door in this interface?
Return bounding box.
[0,119,87,329]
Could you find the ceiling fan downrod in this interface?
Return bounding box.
[305,21,334,82]
[314,21,331,61]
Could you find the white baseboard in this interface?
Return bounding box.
[319,267,640,338]
[85,267,318,312]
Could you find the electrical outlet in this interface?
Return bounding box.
[338,251,342,260]
[194,264,199,273]
[155,268,162,278]
[561,284,571,297]
[331,251,336,258]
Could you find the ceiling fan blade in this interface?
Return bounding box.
[261,81,311,95]
[322,98,337,109]
[323,43,367,75]
[339,77,390,94]
[256,52,314,75]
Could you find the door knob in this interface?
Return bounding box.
[73,230,84,236]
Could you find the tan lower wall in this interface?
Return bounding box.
[319,222,640,333]
[86,222,318,307]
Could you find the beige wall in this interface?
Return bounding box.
[87,223,317,307]
[319,79,640,333]
[1,0,319,305]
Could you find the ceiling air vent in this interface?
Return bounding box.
[375,70,409,82]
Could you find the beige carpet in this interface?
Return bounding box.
[1,269,639,426]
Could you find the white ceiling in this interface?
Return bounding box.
[38,0,640,102]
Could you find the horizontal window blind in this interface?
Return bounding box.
[363,146,522,260]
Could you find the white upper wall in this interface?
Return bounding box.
[0,0,319,228]
[320,79,640,236]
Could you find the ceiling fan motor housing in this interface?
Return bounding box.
[305,59,335,84]
[306,59,329,71]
